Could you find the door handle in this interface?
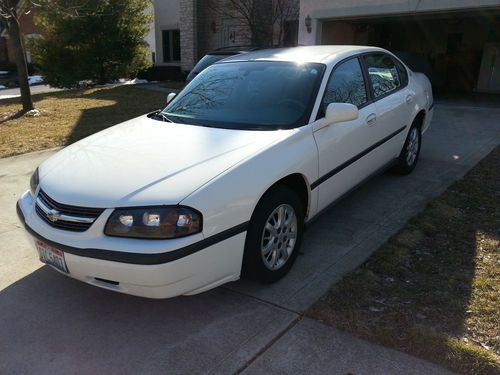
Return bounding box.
[366,113,377,126]
[406,94,414,104]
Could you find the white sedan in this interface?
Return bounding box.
[17,46,433,298]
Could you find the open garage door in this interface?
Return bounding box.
[320,8,500,94]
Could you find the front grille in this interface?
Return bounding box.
[35,189,105,232]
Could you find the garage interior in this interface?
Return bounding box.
[320,8,500,97]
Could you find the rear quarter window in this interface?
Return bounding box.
[393,58,409,87]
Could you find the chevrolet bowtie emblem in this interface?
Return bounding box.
[46,209,61,222]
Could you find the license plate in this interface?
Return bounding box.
[35,240,68,273]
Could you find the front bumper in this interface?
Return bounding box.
[17,191,246,298]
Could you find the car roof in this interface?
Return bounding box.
[208,46,261,56]
[208,51,244,56]
[219,45,385,65]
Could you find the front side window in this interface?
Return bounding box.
[162,61,325,130]
[363,53,401,98]
[320,57,368,117]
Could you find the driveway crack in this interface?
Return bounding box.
[233,315,302,375]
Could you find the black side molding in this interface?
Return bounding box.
[17,202,248,265]
[311,126,407,189]
[16,200,25,222]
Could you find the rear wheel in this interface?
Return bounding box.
[242,186,304,283]
[393,122,422,175]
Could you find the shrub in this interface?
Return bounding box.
[30,0,152,88]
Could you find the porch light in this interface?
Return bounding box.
[305,15,312,33]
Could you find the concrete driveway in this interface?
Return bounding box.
[1,103,498,374]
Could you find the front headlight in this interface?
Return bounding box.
[104,206,202,239]
[30,168,39,195]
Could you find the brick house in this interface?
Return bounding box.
[1,0,298,77]
[152,0,500,93]
[152,0,299,73]
[0,9,37,65]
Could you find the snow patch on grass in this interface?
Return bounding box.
[28,75,44,85]
[121,78,148,85]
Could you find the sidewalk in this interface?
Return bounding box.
[136,81,183,94]
[240,317,455,375]
[0,82,178,100]
[0,84,64,99]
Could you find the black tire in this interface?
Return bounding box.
[242,186,304,283]
[393,122,422,175]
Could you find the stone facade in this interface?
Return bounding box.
[180,0,198,71]
[178,0,298,71]
[196,0,252,55]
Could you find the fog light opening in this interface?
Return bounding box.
[94,277,119,286]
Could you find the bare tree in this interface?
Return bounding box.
[273,0,299,47]
[210,0,298,47]
[0,0,34,112]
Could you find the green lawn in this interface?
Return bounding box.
[0,85,167,158]
[308,146,500,375]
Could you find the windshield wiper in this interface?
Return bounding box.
[149,111,174,123]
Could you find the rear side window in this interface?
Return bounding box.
[320,57,368,117]
[363,53,401,98]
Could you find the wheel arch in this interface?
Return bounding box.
[413,109,426,131]
[258,173,311,220]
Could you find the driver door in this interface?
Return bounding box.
[312,57,387,211]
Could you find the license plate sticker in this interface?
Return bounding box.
[35,240,69,273]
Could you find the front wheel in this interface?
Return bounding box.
[242,186,304,283]
[393,123,421,175]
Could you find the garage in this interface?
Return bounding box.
[299,1,500,96]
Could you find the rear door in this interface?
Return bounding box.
[362,53,413,160]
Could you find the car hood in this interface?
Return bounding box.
[39,115,291,208]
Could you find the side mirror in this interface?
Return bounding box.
[325,103,359,125]
[167,92,176,104]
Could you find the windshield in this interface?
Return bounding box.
[163,61,325,130]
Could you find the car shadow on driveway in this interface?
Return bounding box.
[0,265,297,374]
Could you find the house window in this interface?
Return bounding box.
[283,20,298,47]
[162,30,181,62]
[0,36,8,62]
